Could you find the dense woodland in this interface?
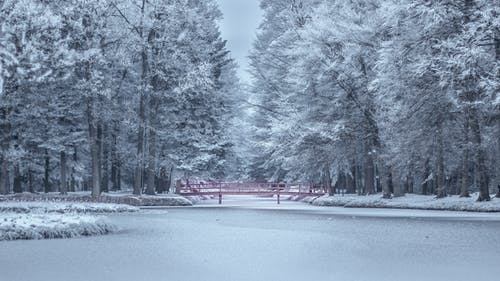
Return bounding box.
[247,0,499,200]
[0,0,499,200]
[0,0,241,196]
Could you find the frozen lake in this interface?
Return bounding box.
[1,196,500,281]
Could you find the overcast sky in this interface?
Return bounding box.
[216,0,262,83]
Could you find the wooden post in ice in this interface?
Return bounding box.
[277,185,280,205]
[218,182,222,204]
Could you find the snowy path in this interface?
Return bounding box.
[1,196,500,281]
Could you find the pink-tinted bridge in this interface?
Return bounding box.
[176,182,327,204]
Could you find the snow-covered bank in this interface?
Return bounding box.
[0,192,192,207]
[0,214,115,241]
[0,201,136,241]
[311,193,500,212]
[111,193,193,207]
[0,201,138,214]
[184,195,217,205]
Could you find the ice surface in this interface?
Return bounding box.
[1,196,499,281]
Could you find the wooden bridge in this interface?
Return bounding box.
[176,182,327,204]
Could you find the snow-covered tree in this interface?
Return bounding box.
[111,0,238,194]
[0,0,238,196]
[374,0,499,200]
[248,0,499,200]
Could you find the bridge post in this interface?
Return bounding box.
[218,182,222,204]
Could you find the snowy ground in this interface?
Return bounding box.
[310,193,500,212]
[1,197,499,281]
[0,201,137,241]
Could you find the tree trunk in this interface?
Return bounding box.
[422,158,430,195]
[70,146,77,192]
[393,178,404,197]
[134,0,148,196]
[101,125,109,193]
[111,123,120,191]
[117,163,121,191]
[407,174,414,194]
[460,116,470,197]
[322,165,333,196]
[13,164,22,193]
[166,166,174,193]
[145,25,162,196]
[380,165,391,199]
[451,174,459,195]
[134,60,147,196]
[0,156,9,195]
[97,123,103,193]
[355,163,363,195]
[364,143,375,194]
[388,170,394,194]
[436,124,447,198]
[88,99,100,197]
[60,150,67,195]
[376,165,382,193]
[496,117,500,198]
[432,174,438,195]
[470,110,490,201]
[0,164,10,195]
[27,167,34,193]
[410,175,414,194]
[495,33,499,199]
[44,149,50,193]
[145,95,158,195]
[334,172,345,195]
[111,157,117,191]
[346,165,355,194]
[0,101,11,195]
[145,127,156,195]
[156,167,165,194]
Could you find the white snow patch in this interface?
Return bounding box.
[0,214,115,241]
[0,201,134,241]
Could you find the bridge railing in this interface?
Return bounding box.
[176,182,327,205]
[177,182,327,195]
